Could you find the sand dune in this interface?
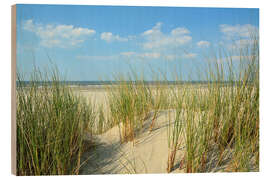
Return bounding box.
[79,108,185,174]
[73,85,258,174]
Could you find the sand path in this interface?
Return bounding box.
[79,109,184,174]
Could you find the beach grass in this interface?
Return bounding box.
[166,34,259,172]
[16,33,259,174]
[16,68,95,175]
[107,74,153,143]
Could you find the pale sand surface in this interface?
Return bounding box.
[80,109,184,174]
[72,86,238,174]
[72,87,184,174]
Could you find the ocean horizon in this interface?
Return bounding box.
[16,80,244,87]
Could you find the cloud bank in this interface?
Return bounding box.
[141,22,192,50]
[23,19,96,48]
[220,24,258,39]
[100,32,129,43]
[197,41,210,48]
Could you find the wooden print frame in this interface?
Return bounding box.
[11,4,259,175]
[11,4,17,175]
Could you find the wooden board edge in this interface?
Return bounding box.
[11,4,17,176]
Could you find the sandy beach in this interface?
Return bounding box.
[71,86,224,174]
[71,86,180,174]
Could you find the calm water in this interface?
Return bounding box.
[17,80,225,86]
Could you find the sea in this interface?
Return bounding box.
[17,80,215,87]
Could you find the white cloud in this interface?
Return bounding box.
[76,55,118,61]
[120,52,136,57]
[163,54,180,61]
[77,52,161,61]
[138,52,161,59]
[183,53,197,59]
[219,24,258,51]
[101,32,128,43]
[171,27,190,36]
[219,24,258,39]
[197,41,210,48]
[141,22,192,50]
[220,36,257,50]
[79,51,191,61]
[216,55,254,64]
[23,19,35,31]
[23,19,96,48]
[120,51,160,59]
[229,39,254,50]
[237,39,256,47]
[142,22,163,38]
[120,51,189,61]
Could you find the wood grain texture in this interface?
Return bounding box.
[11,4,16,175]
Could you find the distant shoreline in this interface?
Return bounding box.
[16,80,248,87]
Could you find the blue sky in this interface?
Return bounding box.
[16,4,259,81]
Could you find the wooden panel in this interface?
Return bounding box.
[11,4,16,175]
